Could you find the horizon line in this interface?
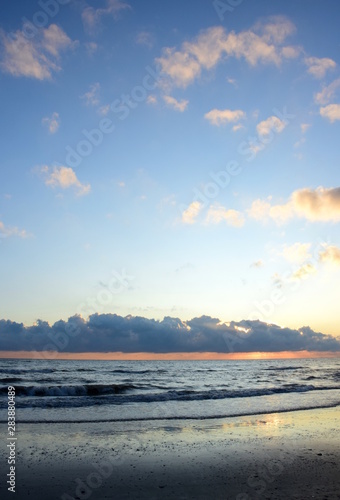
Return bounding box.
[1,350,340,360]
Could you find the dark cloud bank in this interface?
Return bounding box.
[0,314,339,353]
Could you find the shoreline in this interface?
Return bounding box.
[2,399,339,424]
[1,406,340,499]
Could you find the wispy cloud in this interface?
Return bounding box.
[41,166,91,197]
[205,108,245,126]
[163,95,188,112]
[0,221,29,239]
[84,42,98,56]
[292,263,317,280]
[42,112,60,134]
[147,95,157,105]
[80,82,100,106]
[314,78,340,105]
[82,0,131,34]
[281,243,311,264]
[251,260,264,268]
[135,31,154,48]
[0,24,75,80]
[300,123,311,134]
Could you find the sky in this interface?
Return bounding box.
[0,0,340,356]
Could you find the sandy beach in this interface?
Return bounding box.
[0,406,339,499]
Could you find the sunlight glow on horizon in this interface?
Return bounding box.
[1,351,339,360]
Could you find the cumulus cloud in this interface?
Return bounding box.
[304,56,336,79]
[0,221,29,239]
[319,244,340,266]
[247,198,293,225]
[205,205,245,227]
[41,166,91,196]
[256,115,286,136]
[248,186,340,224]
[82,0,131,33]
[292,186,340,221]
[1,314,339,353]
[320,104,340,123]
[42,112,60,134]
[205,108,245,126]
[0,24,75,80]
[181,201,202,224]
[156,17,296,88]
[163,95,188,112]
[314,78,340,105]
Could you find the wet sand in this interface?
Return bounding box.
[1,407,340,499]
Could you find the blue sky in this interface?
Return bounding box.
[1,0,340,343]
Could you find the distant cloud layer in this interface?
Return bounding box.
[1,314,339,354]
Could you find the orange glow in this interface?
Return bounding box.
[0,350,339,360]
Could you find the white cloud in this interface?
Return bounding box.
[136,31,154,48]
[304,56,336,79]
[248,186,340,224]
[147,95,157,105]
[205,108,245,126]
[163,95,188,112]
[85,42,98,56]
[247,198,293,225]
[80,82,100,106]
[256,16,296,44]
[281,243,311,264]
[181,201,202,224]
[99,104,110,115]
[156,17,296,89]
[319,244,340,266]
[0,24,75,80]
[227,77,237,87]
[320,104,340,123]
[42,112,60,134]
[293,186,340,221]
[280,45,301,59]
[42,166,91,196]
[232,124,244,132]
[300,123,311,134]
[0,221,29,239]
[314,78,340,105]
[292,263,317,280]
[256,115,286,136]
[82,0,131,33]
[205,205,245,227]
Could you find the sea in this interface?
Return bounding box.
[0,358,340,423]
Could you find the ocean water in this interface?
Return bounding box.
[0,358,340,423]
